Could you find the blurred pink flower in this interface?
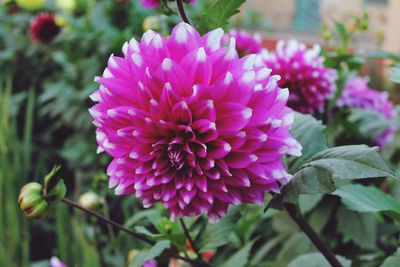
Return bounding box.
[262,40,337,114]
[50,257,67,267]
[223,29,263,56]
[90,23,301,221]
[143,260,157,267]
[141,0,195,8]
[337,76,396,147]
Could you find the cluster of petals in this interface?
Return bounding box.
[337,76,397,147]
[141,0,195,8]
[30,12,60,44]
[262,40,337,114]
[223,29,263,56]
[89,23,302,221]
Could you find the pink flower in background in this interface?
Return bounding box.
[337,76,396,147]
[262,40,337,114]
[143,260,157,267]
[50,257,67,267]
[90,23,301,221]
[30,12,60,44]
[141,0,195,8]
[223,29,263,56]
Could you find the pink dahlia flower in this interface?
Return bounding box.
[89,23,302,221]
[223,29,263,56]
[141,0,195,8]
[262,40,337,114]
[30,12,60,44]
[337,76,396,147]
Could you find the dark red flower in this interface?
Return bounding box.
[30,12,60,44]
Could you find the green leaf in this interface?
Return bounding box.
[282,145,395,203]
[390,65,400,84]
[337,206,376,249]
[275,232,313,266]
[129,240,171,267]
[196,0,246,33]
[221,240,255,267]
[299,194,323,214]
[288,113,327,173]
[381,248,400,267]
[288,252,351,267]
[347,109,392,139]
[334,20,349,43]
[198,207,241,252]
[367,50,400,61]
[333,184,400,222]
[309,199,335,233]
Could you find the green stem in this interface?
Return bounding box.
[179,218,200,259]
[284,203,343,267]
[62,198,214,267]
[176,0,191,25]
[62,198,155,245]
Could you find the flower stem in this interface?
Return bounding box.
[62,198,213,267]
[284,203,343,267]
[179,218,200,258]
[62,198,155,245]
[176,0,191,25]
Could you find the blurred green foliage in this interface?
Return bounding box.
[0,1,399,267]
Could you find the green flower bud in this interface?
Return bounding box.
[56,0,77,13]
[18,182,49,219]
[78,191,103,209]
[143,15,166,32]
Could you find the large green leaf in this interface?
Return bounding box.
[275,232,313,266]
[198,207,241,252]
[129,241,171,267]
[347,109,392,139]
[288,252,351,267]
[366,50,400,61]
[288,113,327,173]
[381,248,400,267]
[337,207,376,249]
[390,65,400,83]
[196,0,246,33]
[282,145,395,203]
[221,240,255,267]
[298,194,323,214]
[333,184,400,222]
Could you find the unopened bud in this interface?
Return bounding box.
[18,182,48,219]
[78,191,103,209]
[143,15,166,32]
[56,0,76,13]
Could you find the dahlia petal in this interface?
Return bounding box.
[225,152,258,169]
[216,102,252,133]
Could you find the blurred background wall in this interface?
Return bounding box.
[239,0,400,53]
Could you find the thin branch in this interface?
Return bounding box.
[62,198,214,267]
[62,198,155,245]
[179,218,200,258]
[176,0,192,25]
[284,203,343,267]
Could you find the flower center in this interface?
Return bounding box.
[168,144,186,170]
